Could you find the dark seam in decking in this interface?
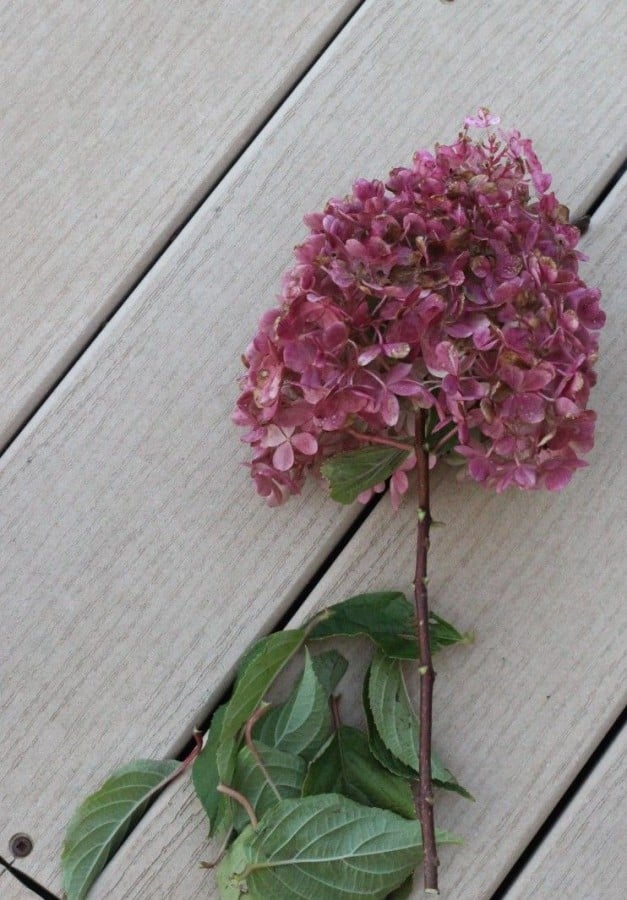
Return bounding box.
[0,855,61,900]
[489,705,627,899]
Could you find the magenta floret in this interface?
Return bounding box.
[234,114,604,505]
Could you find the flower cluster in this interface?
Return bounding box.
[234,112,604,506]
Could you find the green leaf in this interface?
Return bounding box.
[308,592,468,659]
[217,832,251,900]
[217,629,306,779]
[368,651,424,772]
[62,759,178,900]
[321,447,409,505]
[253,649,332,761]
[310,649,348,694]
[303,725,415,819]
[433,764,475,801]
[308,592,417,659]
[429,611,472,653]
[368,652,471,798]
[192,704,236,836]
[231,743,306,833]
[217,793,430,899]
[362,668,415,779]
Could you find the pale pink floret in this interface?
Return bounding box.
[261,425,318,472]
[234,112,604,505]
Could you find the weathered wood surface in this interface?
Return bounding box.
[1,0,626,895]
[0,0,360,446]
[505,724,627,900]
[89,174,627,899]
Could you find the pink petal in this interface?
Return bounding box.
[358,346,381,366]
[516,394,546,424]
[291,432,318,456]
[543,467,573,491]
[283,339,317,372]
[461,378,488,401]
[263,424,290,448]
[276,406,311,428]
[383,342,411,359]
[513,466,537,488]
[384,363,413,384]
[345,238,367,258]
[273,442,294,471]
[468,457,491,482]
[380,392,400,427]
[464,108,500,128]
[322,322,349,350]
[555,397,580,417]
[523,364,555,391]
[446,321,475,338]
[391,380,424,397]
[435,341,459,376]
[390,469,409,509]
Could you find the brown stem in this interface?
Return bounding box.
[346,428,414,452]
[217,784,258,828]
[200,826,234,870]
[414,409,439,894]
[139,731,204,810]
[244,705,281,801]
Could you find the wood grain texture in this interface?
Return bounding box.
[90,174,627,899]
[0,0,625,894]
[0,0,360,445]
[504,725,626,900]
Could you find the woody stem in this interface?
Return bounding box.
[414,408,439,894]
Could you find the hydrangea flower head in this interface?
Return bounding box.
[234,113,604,506]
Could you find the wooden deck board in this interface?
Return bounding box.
[0,0,360,445]
[504,725,626,899]
[91,174,627,899]
[1,0,625,894]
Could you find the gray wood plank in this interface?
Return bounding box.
[506,725,627,900]
[91,173,627,898]
[0,0,360,445]
[1,0,625,894]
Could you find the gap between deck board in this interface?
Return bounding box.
[494,707,627,898]
[502,717,627,899]
[0,0,364,453]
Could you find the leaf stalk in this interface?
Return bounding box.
[346,427,414,452]
[244,706,282,801]
[217,784,258,828]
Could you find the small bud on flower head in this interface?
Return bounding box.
[234,114,604,505]
[464,107,501,128]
